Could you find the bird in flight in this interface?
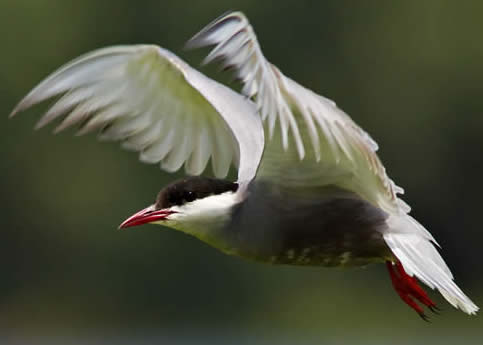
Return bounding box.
[10,11,478,320]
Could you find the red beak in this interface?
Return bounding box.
[118,205,175,229]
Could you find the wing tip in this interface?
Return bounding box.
[34,117,47,131]
[184,10,247,51]
[440,286,479,315]
[9,99,28,119]
[9,107,19,119]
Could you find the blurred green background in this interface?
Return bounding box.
[1,0,482,344]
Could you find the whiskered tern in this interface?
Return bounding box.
[10,11,478,319]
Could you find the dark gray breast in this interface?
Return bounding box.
[155,176,238,209]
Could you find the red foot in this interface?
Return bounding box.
[386,260,439,321]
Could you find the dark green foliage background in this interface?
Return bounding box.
[1,0,482,343]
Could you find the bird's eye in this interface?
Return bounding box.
[184,191,196,202]
[168,194,177,204]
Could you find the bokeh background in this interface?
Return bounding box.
[1,0,482,344]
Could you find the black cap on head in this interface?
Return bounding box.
[155,177,238,210]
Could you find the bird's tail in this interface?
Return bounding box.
[383,214,479,315]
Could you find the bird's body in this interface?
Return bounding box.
[189,179,391,267]
[11,11,478,319]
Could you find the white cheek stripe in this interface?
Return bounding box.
[170,191,239,215]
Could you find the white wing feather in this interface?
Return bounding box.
[11,45,265,185]
[187,11,401,214]
[188,11,478,314]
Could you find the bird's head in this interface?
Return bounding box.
[119,177,239,242]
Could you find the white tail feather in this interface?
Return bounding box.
[384,215,479,315]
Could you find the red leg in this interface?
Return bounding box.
[386,260,439,321]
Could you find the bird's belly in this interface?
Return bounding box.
[259,231,389,267]
[235,221,391,268]
[227,183,392,267]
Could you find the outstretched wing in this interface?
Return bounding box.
[188,12,480,315]
[11,45,264,185]
[187,11,405,214]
